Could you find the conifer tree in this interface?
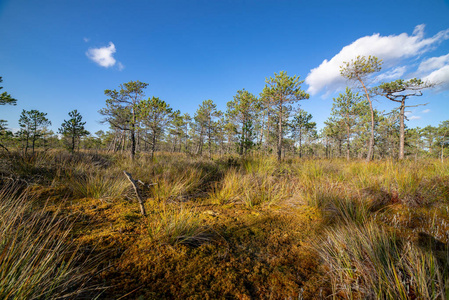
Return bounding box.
[58,110,89,152]
[374,78,433,159]
[340,55,382,161]
[0,76,17,106]
[18,109,51,154]
[329,87,365,160]
[99,81,148,160]
[139,97,173,159]
[226,89,259,155]
[291,110,316,158]
[262,71,309,161]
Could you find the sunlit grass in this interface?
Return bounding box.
[317,221,449,299]
[0,185,91,299]
[2,150,449,299]
[147,203,211,246]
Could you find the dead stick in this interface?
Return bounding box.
[123,171,146,216]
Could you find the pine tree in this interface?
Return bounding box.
[340,55,382,161]
[58,110,89,152]
[262,71,309,161]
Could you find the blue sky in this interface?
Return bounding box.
[1,0,448,135]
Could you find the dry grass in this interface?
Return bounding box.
[2,150,448,299]
[0,184,94,299]
[318,221,448,299]
[147,202,212,246]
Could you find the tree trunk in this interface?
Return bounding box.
[442,143,444,163]
[32,134,36,155]
[346,124,350,161]
[208,117,212,159]
[399,100,405,160]
[277,102,282,162]
[151,130,156,160]
[130,127,136,160]
[338,139,342,157]
[359,78,374,162]
[25,133,29,154]
[71,134,75,153]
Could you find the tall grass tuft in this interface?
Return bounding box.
[150,167,205,202]
[63,169,129,200]
[209,168,242,204]
[318,221,449,299]
[0,185,90,299]
[147,203,211,246]
[241,175,293,207]
[323,196,371,225]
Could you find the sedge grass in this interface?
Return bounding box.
[0,185,91,299]
[147,203,211,247]
[318,221,448,300]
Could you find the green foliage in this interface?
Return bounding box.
[99,80,149,159]
[262,71,309,161]
[325,87,366,159]
[374,78,432,97]
[0,76,17,106]
[291,109,316,158]
[340,55,382,80]
[340,55,382,161]
[226,89,259,155]
[58,109,89,152]
[194,99,222,157]
[18,109,51,154]
[374,78,434,159]
[139,96,173,158]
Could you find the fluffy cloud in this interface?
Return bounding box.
[418,53,449,73]
[305,25,449,95]
[86,42,117,68]
[417,53,449,90]
[422,109,431,113]
[423,65,449,90]
[375,66,406,82]
[408,115,422,120]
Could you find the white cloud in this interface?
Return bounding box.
[305,25,449,95]
[83,37,90,43]
[117,62,125,71]
[422,109,431,113]
[86,42,117,68]
[423,64,449,90]
[408,115,422,120]
[418,53,449,73]
[375,66,406,82]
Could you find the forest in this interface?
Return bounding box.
[0,55,449,299]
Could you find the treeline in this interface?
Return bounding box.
[1,56,448,161]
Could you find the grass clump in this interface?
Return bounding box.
[318,221,449,299]
[323,196,371,225]
[209,167,242,204]
[150,167,205,202]
[147,203,211,247]
[63,169,128,200]
[0,185,90,299]
[242,174,293,207]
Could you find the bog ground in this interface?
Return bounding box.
[1,151,448,299]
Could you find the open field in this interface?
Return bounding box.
[1,150,448,299]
